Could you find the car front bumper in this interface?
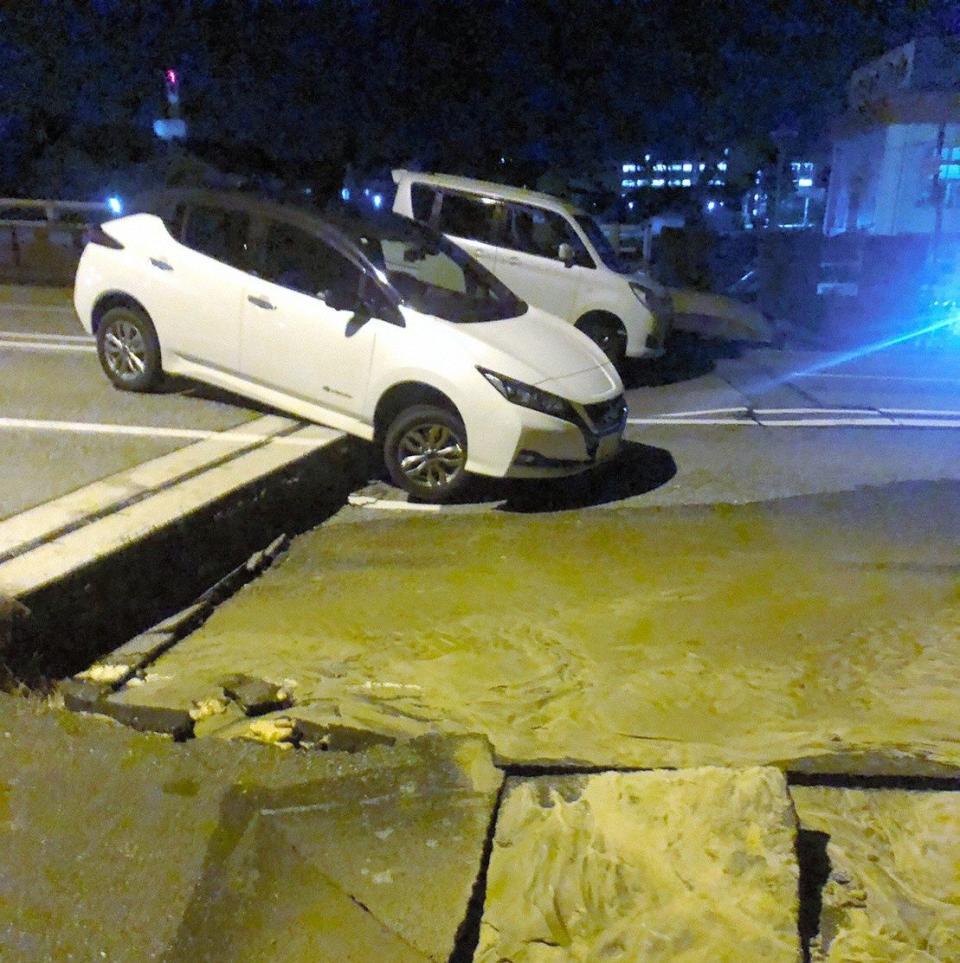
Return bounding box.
[466,394,627,479]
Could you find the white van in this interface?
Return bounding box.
[393,169,672,367]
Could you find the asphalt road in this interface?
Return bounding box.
[0,288,260,519]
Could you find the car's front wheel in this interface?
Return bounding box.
[96,305,163,392]
[384,404,469,502]
[576,313,628,369]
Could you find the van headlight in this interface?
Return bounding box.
[478,368,576,421]
[630,281,653,305]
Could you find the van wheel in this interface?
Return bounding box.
[576,314,628,368]
[96,305,163,392]
[384,404,469,502]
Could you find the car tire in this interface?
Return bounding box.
[576,314,628,369]
[96,305,163,392]
[384,404,470,503]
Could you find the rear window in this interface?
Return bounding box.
[182,205,250,270]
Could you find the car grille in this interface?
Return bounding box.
[583,395,627,434]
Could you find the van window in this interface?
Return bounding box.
[183,205,250,270]
[504,203,592,265]
[411,184,439,222]
[437,192,500,244]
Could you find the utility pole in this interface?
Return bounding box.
[770,124,798,229]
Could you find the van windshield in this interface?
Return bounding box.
[350,220,527,323]
[574,214,633,274]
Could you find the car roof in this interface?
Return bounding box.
[392,169,584,217]
[132,187,427,243]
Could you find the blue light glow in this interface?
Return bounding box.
[107,196,123,215]
[706,200,717,212]
[372,193,383,209]
[340,187,351,201]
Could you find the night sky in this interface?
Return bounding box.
[0,0,954,197]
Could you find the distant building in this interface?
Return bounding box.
[619,152,728,191]
[825,36,960,236]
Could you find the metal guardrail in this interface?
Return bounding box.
[0,198,112,269]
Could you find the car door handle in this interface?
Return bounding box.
[247,295,275,310]
[149,257,173,271]
[507,256,520,265]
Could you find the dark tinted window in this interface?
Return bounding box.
[259,221,362,303]
[182,205,250,269]
[437,192,499,243]
[411,184,438,222]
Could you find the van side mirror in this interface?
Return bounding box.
[558,242,576,267]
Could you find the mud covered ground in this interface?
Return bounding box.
[111,480,960,774]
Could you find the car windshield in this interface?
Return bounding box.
[349,219,527,323]
[574,214,633,274]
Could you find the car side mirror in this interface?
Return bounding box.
[319,288,357,312]
[558,242,576,267]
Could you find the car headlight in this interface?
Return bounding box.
[478,368,576,421]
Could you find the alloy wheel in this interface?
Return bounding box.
[102,319,148,382]
[397,423,466,489]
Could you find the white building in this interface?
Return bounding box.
[825,37,960,236]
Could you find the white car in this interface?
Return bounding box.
[74,189,626,502]
[392,169,672,367]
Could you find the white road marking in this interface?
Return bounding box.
[658,406,749,418]
[881,408,960,416]
[756,417,897,427]
[347,494,443,512]
[797,371,960,384]
[0,416,327,448]
[753,407,878,415]
[0,339,96,353]
[0,330,92,342]
[890,417,960,428]
[628,417,756,426]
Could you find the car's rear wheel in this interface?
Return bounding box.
[576,313,628,369]
[96,305,163,392]
[384,404,469,502]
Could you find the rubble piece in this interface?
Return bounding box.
[221,673,293,715]
[294,717,397,752]
[0,693,502,963]
[791,786,960,962]
[477,767,801,962]
[244,716,297,748]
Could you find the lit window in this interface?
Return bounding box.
[622,163,636,173]
[681,178,692,187]
[717,161,728,172]
[670,163,683,172]
[622,179,636,187]
[654,163,667,172]
[644,154,651,162]
[699,163,706,171]
[682,163,693,172]
[797,178,814,188]
[651,178,665,187]
[637,179,649,187]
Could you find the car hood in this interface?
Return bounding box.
[455,307,622,396]
[628,269,668,298]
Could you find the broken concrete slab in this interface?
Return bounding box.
[0,692,501,962]
[791,785,960,962]
[221,672,294,715]
[477,767,801,962]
